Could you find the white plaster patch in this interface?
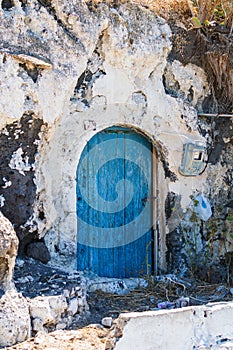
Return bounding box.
[0,195,5,207]
[9,147,32,176]
[1,128,9,136]
[93,65,133,104]
[83,120,96,131]
[0,55,26,125]
[2,177,12,188]
[164,60,210,108]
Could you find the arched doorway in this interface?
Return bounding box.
[76,126,155,278]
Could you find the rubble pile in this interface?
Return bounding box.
[0,211,90,348]
[14,257,89,335]
[5,270,233,350]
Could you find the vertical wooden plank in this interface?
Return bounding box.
[96,130,125,277]
[125,131,152,276]
[152,146,158,275]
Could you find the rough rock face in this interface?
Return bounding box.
[0,211,18,290]
[0,290,31,347]
[0,113,44,254]
[29,295,68,332]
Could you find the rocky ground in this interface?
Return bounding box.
[4,327,112,350]
[2,257,233,349]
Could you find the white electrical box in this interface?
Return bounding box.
[179,143,206,176]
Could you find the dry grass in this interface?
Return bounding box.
[84,0,193,22]
[85,0,233,31]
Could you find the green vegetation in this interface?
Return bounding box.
[190,0,233,33]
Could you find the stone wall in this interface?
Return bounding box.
[0,0,232,280]
[115,302,233,350]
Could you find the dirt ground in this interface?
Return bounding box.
[4,257,233,350]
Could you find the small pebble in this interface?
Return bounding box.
[101,317,113,328]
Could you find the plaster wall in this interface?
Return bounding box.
[0,0,228,275]
[37,10,208,268]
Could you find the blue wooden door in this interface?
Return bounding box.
[76,127,153,278]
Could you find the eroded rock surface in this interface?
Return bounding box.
[0,290,31,347]
[0,211,18,290]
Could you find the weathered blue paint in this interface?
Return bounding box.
[76,127,153,278]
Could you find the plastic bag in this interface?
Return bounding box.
[192,194,212,221]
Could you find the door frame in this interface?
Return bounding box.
[152,146,158,275]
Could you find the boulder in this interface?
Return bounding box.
[25,241,51,264]
[0,290,31,347]
[0,211,18,290]
[29,295,68,331]
[67,297,78,316]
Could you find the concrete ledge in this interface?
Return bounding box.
[115,302,233,350]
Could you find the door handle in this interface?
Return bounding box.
[142,196,157,202]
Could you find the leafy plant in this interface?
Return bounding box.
[189,0,233,34]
